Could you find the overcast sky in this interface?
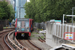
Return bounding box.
[27,0,30,2]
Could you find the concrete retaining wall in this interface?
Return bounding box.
[46,22,75,48]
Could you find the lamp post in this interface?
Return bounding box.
[72,7,75,25]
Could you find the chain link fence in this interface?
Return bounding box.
[34,22,46,30]
[0,20,9,31]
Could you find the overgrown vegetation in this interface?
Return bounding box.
[31,32,38,34]
[41,36,44,39]
[0,1,15,22]
[24,0,75,22]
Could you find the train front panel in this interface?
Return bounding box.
[15,18,31,39]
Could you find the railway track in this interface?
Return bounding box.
[4,27,15,30]
[6,31,27,50]
[0,28,26,50]
[0,29,14,37]
[3,28,34,50]
[4,33,14,50]
[18,40,41,50]
[38,36,45,42]
[0,29,14,50]
[0,28,41,50]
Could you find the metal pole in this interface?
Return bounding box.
[19,0,21,18]
[19,7,20,18]
[63,14,65,25]
[63,14,65,39]
[72,8,73,25]
[72,7,75,25]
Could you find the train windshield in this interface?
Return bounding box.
[17,20,29,32]
[17,21,21,28]
[25,21,29,28]
[17,21,29,28]
[21,21,29,28]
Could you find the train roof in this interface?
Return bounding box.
[16,18,33,21]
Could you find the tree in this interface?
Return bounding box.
[0,1,15,22]
[24,0,75,22]
[8,5,15,22]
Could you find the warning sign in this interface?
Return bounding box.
[64,32,75,40]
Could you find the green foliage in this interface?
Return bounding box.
[8,5,15,22]
[24,0,75,22]
[41,36,44,39]
[0,1,15,22]
[31,32,38,34]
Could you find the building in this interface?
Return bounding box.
[8,0,27,19]
[14,0,27,19]
[0,0,10,3]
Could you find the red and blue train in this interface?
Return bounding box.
[15,18,33,39]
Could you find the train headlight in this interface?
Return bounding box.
[26,27,29,32]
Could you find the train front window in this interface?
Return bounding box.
[17,21,21,28]
[17,20,29,32]
[25,21,29,32]
[25,21,29,28]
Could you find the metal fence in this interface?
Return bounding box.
[46,22,75,47]
[0,20,9,27]
[52,23,75,42]
[34,22,46,30]
[0,20,9,31]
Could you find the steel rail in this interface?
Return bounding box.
[4,33,13,50]
[8,31,22,50]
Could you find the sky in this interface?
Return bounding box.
[27,0,30,2]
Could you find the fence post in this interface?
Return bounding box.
[72,26,74,42]
[69,25,70,32]
[65,24,67,33]
[55,24,56,35]
[58,24,59,37]
[60,25,61,38]
[62,24,64,39]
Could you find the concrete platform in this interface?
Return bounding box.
[30,33,52,50]
[62,44,75,49]
[30,39,52,50]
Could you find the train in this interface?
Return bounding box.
[15,18,33,39]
